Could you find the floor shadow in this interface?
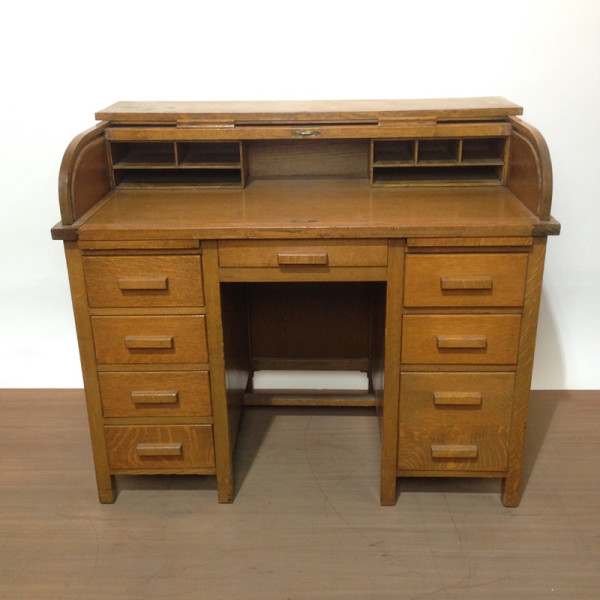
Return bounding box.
[519,390,561,493]
[116,473,218,494]
[397,476,502,499]
[231,405,375,497]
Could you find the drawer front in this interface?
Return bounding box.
[218,240,388,268]
[105,424,215,470]
[92,315,208,364]
[83,255,204,308]
[402,314,521,365]
[99,371,211,418]
[397,372,515,471]
[404,253,528,307]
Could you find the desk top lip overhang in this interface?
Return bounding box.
[95,97,524,124]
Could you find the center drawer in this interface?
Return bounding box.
[218,240,388,268]
[91,315,208,364]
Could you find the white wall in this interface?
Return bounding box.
[0,0,598,389]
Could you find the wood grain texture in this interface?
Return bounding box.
[404,253,528,307]
[63,242,116,503]
[507,117,554,221]
[83,254,204,307]
[201,241,237,503]
[379,240,405,505]
[218,239,388,267]
[98,371,212,418]
[95,98,523,123]
[105,424,215,469]
[77,181,559,242]
[57,122,110,225]
[406,236,533,247]
[401,314,522,365]
[248,282,373,364]
[104,122,513,142]
[502,237,547,506]
[247,139,369,178]
[91,315,208,364]
[398,372,515,471]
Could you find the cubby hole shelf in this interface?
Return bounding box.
[177,142,242,168]
[373,165,504,186]
[113,168,243,188]
[107,136,508,189]
[111,142,176,168]
[109,141,245,187]
[461,137,506,163]
[371,136,507,185]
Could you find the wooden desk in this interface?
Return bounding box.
[52,99,560,506]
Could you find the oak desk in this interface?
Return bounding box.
[52,99,560,506]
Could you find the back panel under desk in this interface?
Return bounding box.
[52,99,560,508]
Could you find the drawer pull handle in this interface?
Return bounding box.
[440,276,492,291]
[277,252,329,266]
[433,392,482,406]
[136,442,182,457]
[436,335,487,350]
[291,129,321,138]
[131,390,179,405]
[124,335,174,350]
[118,277,169,291]
[431,444,478,459]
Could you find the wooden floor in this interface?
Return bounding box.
[0,390,598,599]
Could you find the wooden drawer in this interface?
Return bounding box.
[397,372,515,471]
[402,314,521,365]
[105,424,215,470]
[99,371,211,418]
[218,240,388,268]
[83,255,204,308]
[91,315,208,364]
[404,253,528,307]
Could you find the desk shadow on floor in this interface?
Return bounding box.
[116,473,218,495]
[232,405,376,498]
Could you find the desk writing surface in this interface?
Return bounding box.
[78,179,553,241]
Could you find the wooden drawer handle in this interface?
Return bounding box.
[433,392,482,406]
[436,335,487,350]
[136,442,182,457]
[118,277,169,291]
[431,444,478,459]
[277,252,329,266]
[440,276,492,291]
[131,390,179,405]
[124,335,174,350]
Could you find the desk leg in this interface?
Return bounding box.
[64,242,116,503]
[380,240,405,506]
[202,242,236,503]
[503,237,547,507]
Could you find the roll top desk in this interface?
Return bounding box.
[52,99,560,506]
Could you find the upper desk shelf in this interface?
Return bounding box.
[52,98,560,241]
